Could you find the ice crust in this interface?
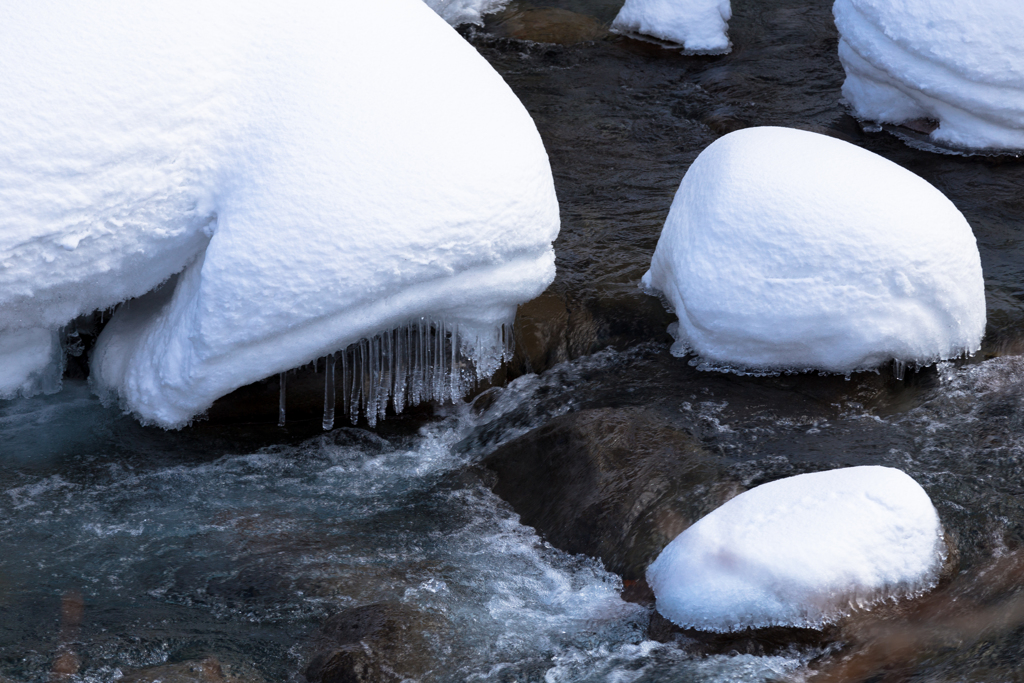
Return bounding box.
[647,466,945,632]
[641,126,985,375]
[834,0,1024,151]
[611,0,731,53]
[424,0,510,26]
[1,0,559,425]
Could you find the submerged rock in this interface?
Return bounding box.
[118,656,259,683]
[482,407,739,580]
[303,603,447,683]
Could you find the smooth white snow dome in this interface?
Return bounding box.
[641,126,985,375]
[834,0,1024,152]
[611,0,732,53]
[0,0,559,425]
[425,0,509,26]
[647,466,946,632]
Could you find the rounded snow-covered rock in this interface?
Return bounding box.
[834,0,1024,152]
[641,126,985,375]
[611,0,731,53]
[646,466,945,632]
[0,0,558,423]
[424,0,508,26]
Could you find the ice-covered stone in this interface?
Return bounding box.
[641,126,985,375]
[611,0,731,53]
[647,466,945,632]
[834,0,1024,152]
[0,0,558,424]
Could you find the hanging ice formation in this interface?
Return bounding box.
[2,0,559,423]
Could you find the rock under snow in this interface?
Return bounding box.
[1,0,559,424]
[834,0,1024,152]
[611,0,731,53]
[641,126,985,375]
[424,0,509,26]
[646,466,945,632]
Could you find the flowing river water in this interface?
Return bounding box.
[3,0,1024,680]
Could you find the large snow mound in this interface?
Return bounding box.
[834,0,1024,152]
[647,466,945,632]
[641,126,985,375]
[424,0,509,26]
[1,0,558,425]
[611,0,731,53]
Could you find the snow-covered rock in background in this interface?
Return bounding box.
[611,0,731,53]
[834,0,1024,152]
[642,126,985,375]
[1,0,559,425]
[647,466,945,632]
[0,329,63,400]
[425,0,509,26]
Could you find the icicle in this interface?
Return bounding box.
[893,359,906,381]
[323,353,335,431]
[278,372,287,427]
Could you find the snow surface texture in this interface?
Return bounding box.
[611,0,731,53]
[1,0,559,425]
[641,126,985,375]
[834,0,1024,152]
[647,466,946,632]
[424,0,509,26]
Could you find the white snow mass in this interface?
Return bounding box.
[0,0,559,425]
[834,0,1024,152]
[646,466,945,632]
[611,0,732,53]
[0,329,62,400]
[424,0,509,26]
[641,126,985,375]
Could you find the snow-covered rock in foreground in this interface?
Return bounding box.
[424,0,509,26]
[1,0,558,425]
[647,466,945,632]
[642,126,985,375]
[611,0,731,53]
[834,0,1024,152]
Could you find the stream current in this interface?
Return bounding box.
[3,0,1024,680]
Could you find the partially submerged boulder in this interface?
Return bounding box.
[482,407,738,579]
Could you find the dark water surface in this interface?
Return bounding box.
[3,0,1024,680]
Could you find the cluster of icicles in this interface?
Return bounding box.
[278,318,515,429]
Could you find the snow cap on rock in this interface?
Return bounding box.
[834,0,1024,152]
[611,0,731,53]
[642,126,985,375]
[647,466,946,632]
[0,0,558,422]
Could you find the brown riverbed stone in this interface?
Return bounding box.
[482,406,741,580]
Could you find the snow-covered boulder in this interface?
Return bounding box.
[1,0,559,425]
[647,466,945,632]
[834,0,1024,152]
[611,0,731,53]
[641,126,985,375]
[425,0,509,26]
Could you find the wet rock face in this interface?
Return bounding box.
[303,603,446,683]
[482,407,740,579]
